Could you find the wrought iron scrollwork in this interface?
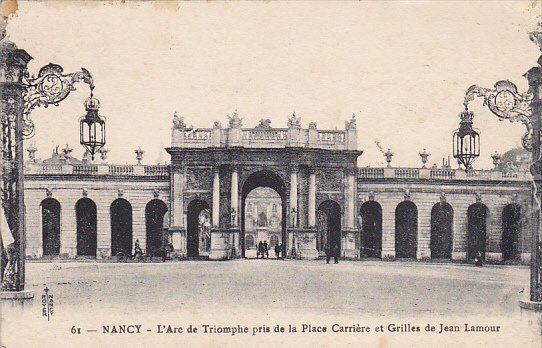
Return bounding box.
[464,80,534,151]
[21,63,94,139]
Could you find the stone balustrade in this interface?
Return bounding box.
[25,160,528,182]
[171,123,358,150]
[25,162,170,177]
[358,166,530,181]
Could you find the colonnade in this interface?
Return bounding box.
[170,164,357,260]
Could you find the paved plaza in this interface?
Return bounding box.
[2,260,541,347]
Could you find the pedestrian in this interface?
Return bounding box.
[474,250,483,267]
[257,241,263,259]
[166,242,174,260]
[274,244,280,259]
[134,239,143,261]
[325,244,331,264]
[134,239,142,255]
[333,244,340,264]
[263,241,269,258]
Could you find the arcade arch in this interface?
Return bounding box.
[76,198,97,257]
[240,170,287,258]
[186,199,211,257]
[502,203,521,262]
[430,202,453,259]
[110,198,133,256]
[395,201,418,259]
[359,201,382,258]
[467,203,488,261]
[317,200,342,252]
[145,199,168,255]
[41,198,61,256]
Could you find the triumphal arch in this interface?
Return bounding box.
[166,112,360,260]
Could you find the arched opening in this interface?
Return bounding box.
[245,234,255,250]
[241,170,287,259]
[41,198,61,256]
[270,234,279,248]
[145,199,168,255]
[467,203,488,261]
[110,198,133,256]
[395,201,418,258]
[430,202,453,259]
[187,199,211,258]
[317,200,342,252]
[316,211,327,253]
[502,203,521,262]
[359,201,382,258]
[76,198,97,257]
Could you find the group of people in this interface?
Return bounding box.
[256,241,285,259]
[133,239,174,262]
[256,241,269,258]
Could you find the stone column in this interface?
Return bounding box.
[290,167,298,227]
[346,170,356,229]
[231,166,239,227]
[308,169,316,227]
[230,166,240,257]
[342,168,358,258]
[212,167,220,228]
[171,165,184,227]
[169,165,185,257]
[288,166,298,257]
[210,166,229,260]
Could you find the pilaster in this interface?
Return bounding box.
[209,229,230,260]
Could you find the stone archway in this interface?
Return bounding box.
[359,201,382,258]
[467,203,488,261]
[245,234,255,250]
[395,201,418,259]
[76,198,97,257]
[430,202,453,259]
[110,198,133,256]
[502,203,521,262]
[187,199,211,258]
[41,198,61,256]
[317,200,342,251]
[240,170,287,258]
[145,199,168,255]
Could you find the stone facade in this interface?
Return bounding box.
[22,115,533,264]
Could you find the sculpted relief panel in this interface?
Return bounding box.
[317,170,343,192]
[186,168,213,191]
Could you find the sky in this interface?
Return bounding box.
[5,0,542,168]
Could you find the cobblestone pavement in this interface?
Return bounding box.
[2,260,541,347]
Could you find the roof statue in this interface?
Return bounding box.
[345,113,357,130]
[255,119,272,129]
[228,109,243,128]
[287,112,301,128]
[172,111,187,130]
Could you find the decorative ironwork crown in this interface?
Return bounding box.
[84,95,100,112]
[459,109,474,123]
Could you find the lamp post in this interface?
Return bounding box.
[291,207,297,259]
[230,207,237,258]
[454,23,542,305]
[1,35,105,294]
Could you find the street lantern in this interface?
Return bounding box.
[80,91,105,160]
[452,109,480,171]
